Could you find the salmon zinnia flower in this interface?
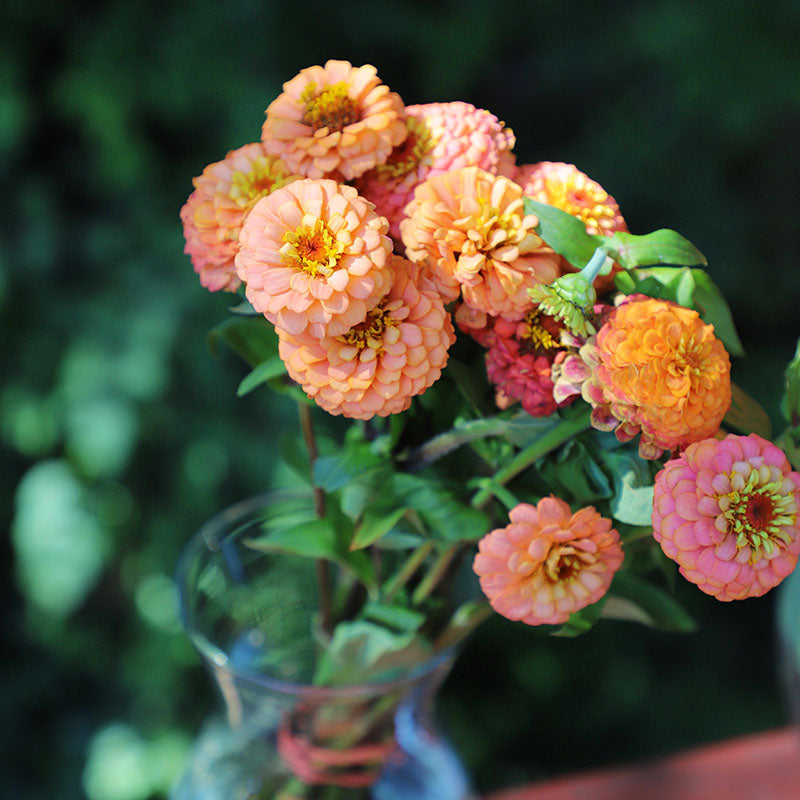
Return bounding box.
[261,60,407,181]
[473,498,624,626]
[180,144,298,292]
[235,179,392,338]
[652,434,800,600]
[401,166,560,318]
[357,102,516,240]
[277,257,455,419]
[583,297,731,458]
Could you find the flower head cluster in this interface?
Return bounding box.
[278,256,455,419]
[235,178,393,338]
[580,296,731,458]
[473,498,624,626]
[484,310,570,418]
[652,435,800,600]
[401,166,561,318]
[357,102,515,239]
[262,60,407,180]
[180,144,298,292]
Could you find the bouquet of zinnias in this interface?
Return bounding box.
[180,59,800,769]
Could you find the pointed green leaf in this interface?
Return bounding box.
[523,198,602,268]
[783,338,800,427]
[313,443,385,493]
[362,601,425,632]
[602,229,707,270]
[206,315,278,367]
[351,505,410,550]
[552,596,608,637]
[600,449,655,526]
[724,382,772,438]
[688,269,745,357]
[236,357,287,396]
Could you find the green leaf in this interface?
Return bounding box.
[724,382,772,438]
[552,596,608,637]
[236,357,287,397]
[540,439,613,506]
[601,229,707,270]
[206,316,278,367]
[783,338,800,427]
[313,443,385,493]
[605,572,696,632]
[523,198,601,268]
[688,269,745,357]
[600,450,655,526]
[313,620,431,685]
[502,412,561,448]
[362,601,425,632]
[351,504,410,550]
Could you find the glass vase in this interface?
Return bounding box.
[171,492,474,800]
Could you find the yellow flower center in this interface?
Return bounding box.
[280,220,344,277]
[376,118,436,179]
[474,197,519,247]
[229,157,294,209]
[337,298,401,357]
[520,309,560,351]
[300,82,359,133]
[542,542,594,584]
[717,467,797,559]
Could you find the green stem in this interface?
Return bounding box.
[298,402,333,634]
[404,416,509,472]
[411,543,462,605]
[434,600,493,651]
[471,408,592,510]
[383,541,435,602]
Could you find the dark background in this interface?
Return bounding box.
[4,1,800,797]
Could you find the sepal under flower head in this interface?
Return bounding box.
[652,434,800,600]
[277,256,455,419]
[473,497,624,626]
[262,60,407,180]
[235,179,392,338]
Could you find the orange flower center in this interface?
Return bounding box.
[301,82,359,133]
[376,118,436,179]
[338,298,400,356]
[542,542,595,584]
[280,220,344,277]
[718,467,798,560]
[230,157,294,209]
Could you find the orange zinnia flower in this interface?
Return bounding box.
[235,179,392,338]
[277,257,455,419]
[473,498,624,626]
[586,297,731,458]
[401,167,560,319]
[262,60,407,181]
[180,143,297,292]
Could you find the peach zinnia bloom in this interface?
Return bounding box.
[401,167,560,319]
[261,60,407,181]
[180,143,298,292]
[583,297,731,458]
[357,102,516,240]
[277,257,455,419]
[473,498,624,626]
[652,434,800,600]
[235,179,392,338]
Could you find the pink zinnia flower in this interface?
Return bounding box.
[261,60,407,180]
[484,310,570,418]
[277,257,455,419]
[180,143,298,292]
[401,166,561,318]
[235,179,392,338]
[652,434,800,601]
[474,498,624,626]
[356,102,516,240]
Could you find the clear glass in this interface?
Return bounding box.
[171,492,474,800]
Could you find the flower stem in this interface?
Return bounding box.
[404,416,509,472]
[383,540,435,602]
[411,542,462,605]
[471,408,592,510]
[298,402,332,634]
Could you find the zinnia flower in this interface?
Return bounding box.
[357,102,516,240]
[583,297,731,458]
[473,498,624,626]
[515,161,627,237]
[652,434,800,600]
[401,166,560,318]
[235,179,392,338]
[180,144,298,292]
[277,256,455,419]
[484,310,569,417]
[261,60,407,181]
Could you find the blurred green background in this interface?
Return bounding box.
[4,1,800,797]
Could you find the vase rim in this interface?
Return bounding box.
[176,491,459,698]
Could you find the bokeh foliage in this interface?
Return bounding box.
[3,1,800,797]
